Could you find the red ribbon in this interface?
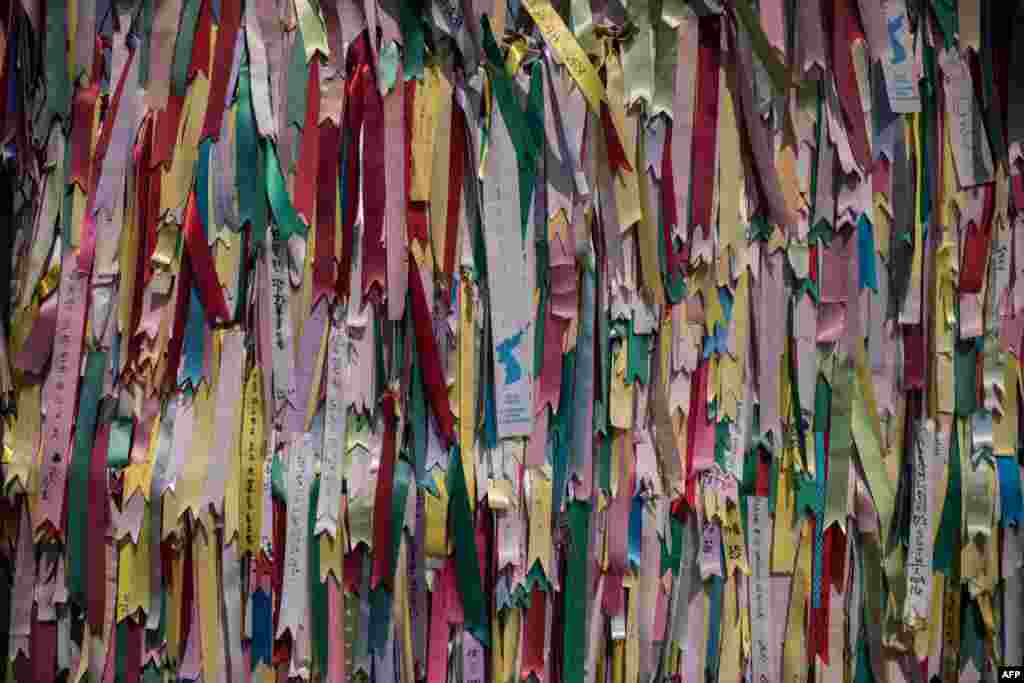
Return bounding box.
[152,93,186,169]
[831,0,871,172]
[182,190,232,323]
[959,184,996,293]
[1012,170,1024,214]
[187,0,214,81]
[179,526,195,662]
[409,264,456,447]
[31,613,57,682]
[601,102,634,175]
[294,59,321,230]
[314,121,340,302]
[200,0,243,140]
[122,618,143,683]
[521,587,548,682]
[271,496,288,663]
[660,122,687,273]
[690,15,721,239]
[336,34,371,300]
[755,452,771,497]
[443,104,468,283]
[371,392,398,589]
[902,323,925,391]
[683,360,709,508]
[69,84,100,194]
[361,61,388,301]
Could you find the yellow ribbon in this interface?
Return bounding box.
[521,0,605,113]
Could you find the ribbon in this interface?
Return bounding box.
[293,59,322,229]
[371,393,398,589]
[409,264,456,447]
[239,364,266,555]
[37,257,89,534]
[314,120,340,303]
[182,191,232,323]
[689,15,721,238]
[276,432,317,674]
[66,350,107,609]
[448,446,489,647]
[316,314,348,543]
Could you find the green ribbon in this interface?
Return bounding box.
[67,350,108,608]
[379,41,401,93]
[42,0,71,135]
[954,339,978,417]
[262,138,308,242]
[934,419,961,573]
[142,663,162,683]
[310,475,328,677]
[562,500,591,683]
[271,453,286,502]
[931,0,957,50]
[448,445,489,646]
[626,321,651,385]
[960,594,986,673]
[288,30,309,133]
[397,0,426,80]
[391,459,412,576]
[170,0,204,97]
[115,618,128,681]
[519,63,545,242]
[107,417,134,469]
[138,0,155,87]
[552,350,576,515]
[236,53,268,246]
[482,18,542,238]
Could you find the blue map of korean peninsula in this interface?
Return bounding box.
[496,328,526,385]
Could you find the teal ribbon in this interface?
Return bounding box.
[288,30,309,132]
[42,0,71,135]
[170,0,203,97]
[262,138,308,242]
[107,418,134,469]
[67,350,108,608]
[115,618,129,681]
[626,320,651,385]
[954,339,978,417]
[933,420,961,573]
[180,286,207,389]
[391,459,412,576]
[562,500,591,683]
[482,17,543,240]
[137,0,155,87]
[552,350,577,515]
[448,446,490,646]
[520,63,545,242]
[271,452,286,502]
[310,475,329,676]
[397,0,426,81]
[705,574,723,682]
[236,53,268,245]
